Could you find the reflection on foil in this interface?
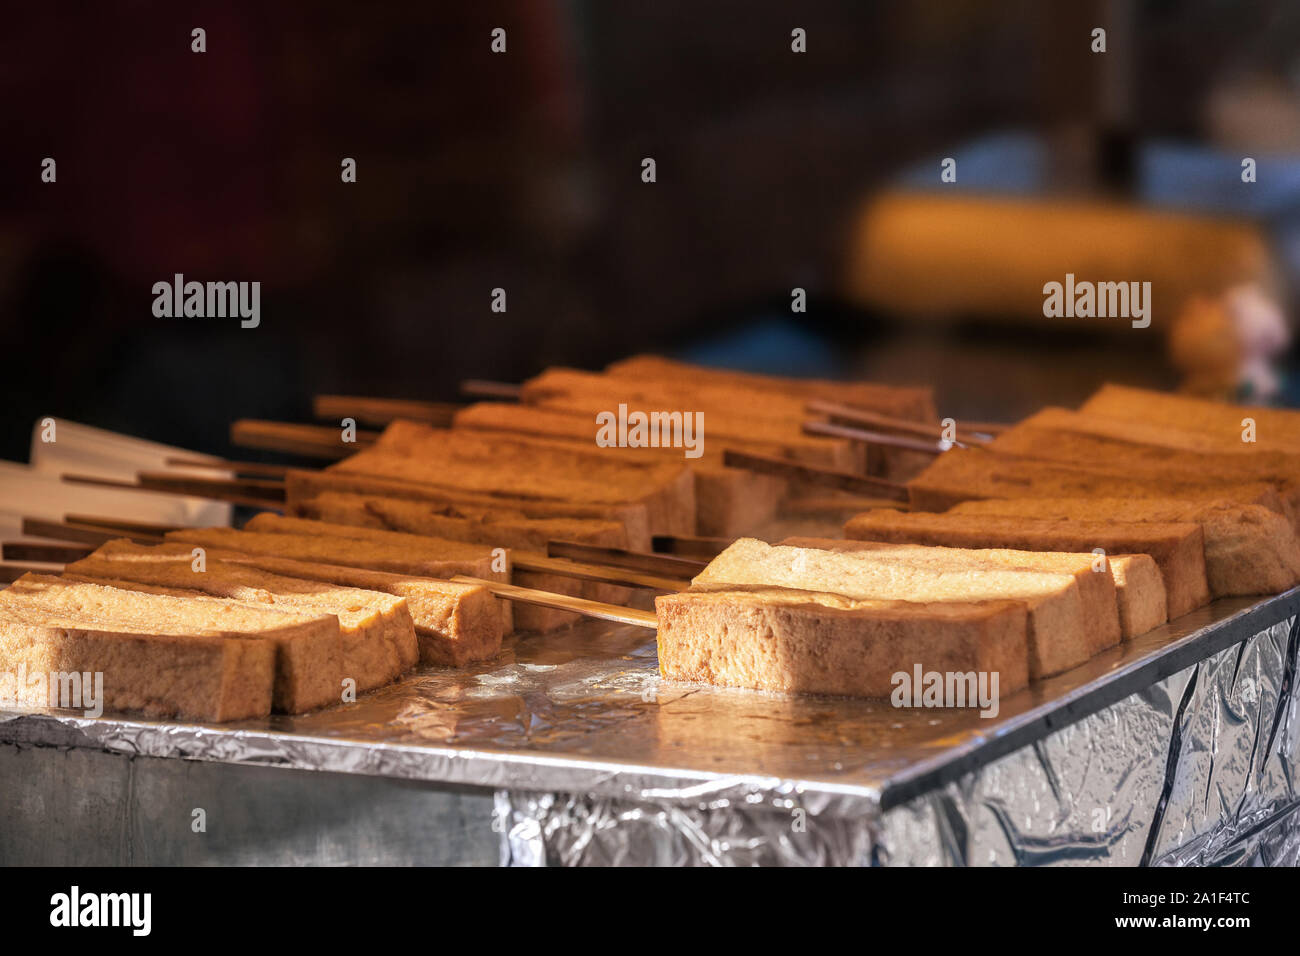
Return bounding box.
[499,616,1300,865]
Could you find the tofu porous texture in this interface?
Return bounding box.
[450,401,788,537]
[241,514,603,632]
[707,537,1114,679]
[0,574,327,716]
[947,497,1300,598]
[789,535,1166,641]
[656,538,1031,697]
[166,528,508,664]
[186,548,503,667]
[277,498,634,630]
[845,509,1211,620]
[334,422,697,537]
[0,595,275,723]
[66,539,417,693]
[906,447,1287,519]
[284,468,655,552]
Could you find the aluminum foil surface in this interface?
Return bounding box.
[499,615,1300,865]
[2,589,1297,866]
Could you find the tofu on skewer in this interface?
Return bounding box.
[65,539,418,693]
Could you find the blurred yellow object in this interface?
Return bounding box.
[842,192,1276,333]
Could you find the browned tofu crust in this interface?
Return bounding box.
[271,500,633,632]
[1107,555,1169,638]
[845,510,1211,620]
[335,421,697,537]
[176,547,504,667]
[949,497,1300,599]
[68,540,417,693]
[907,447,1285,519]
[605,354,936,422]
[656,587,1029,698]
[777,537,1121,676]
[10,574,342,714]
[0,590,275,722]
[284,468,655,551]
[1082,384,1300,450]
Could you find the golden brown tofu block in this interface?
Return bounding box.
[521,367,860,469]
[0,596,275,722]
[988,421,1300,531]
[605,354,936,422]
[948,497,1300,599]
[1107,555,1169,638]
[241,514,582,633]
[167,528,508,663]
[337,421,697,537]
[786,535,1165,640]
[1,574,331,716]
[705,537,1105,679]
[778,536,1124,674]
[289,489,626,551]
[845,509,1211,620]
[284,468,654,552]
[189,549,502,667]
[606,355,938,480]
[1008,406,1300,458]
[168,525,503,581]
[656,586,1028,698]
[907,448,1286,518]
[67,540,417,693]
[451,402,787,536]
[1082,384,1300,450]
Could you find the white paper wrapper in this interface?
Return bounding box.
[0,417,231,543]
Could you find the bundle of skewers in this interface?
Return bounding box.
[4,355,1300,724]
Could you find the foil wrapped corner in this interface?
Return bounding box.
[498,616,1299,866]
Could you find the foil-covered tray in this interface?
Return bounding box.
[3,587,1298,825]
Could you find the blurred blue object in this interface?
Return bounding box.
[674,314,846,379]
[895,131,1300,220]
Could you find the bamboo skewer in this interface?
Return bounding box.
[21,518,164,547]
[313,395,460,428]
[0,563,61,584]
[651,534,734,559]
[165,456,292,478]
[66,515,182,535]
[230,420,378,459]
[512,554,686,592]
[460,380,523,400]
[546,540,707,577]
[3,542,93,563]
[62,473,285,510]
[722,449,910,501]
[801,420,951,454]
[453,575,657,629]
[138,471,285,505]
[805,400,998,444]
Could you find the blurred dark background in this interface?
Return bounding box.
[3,0,1300,462]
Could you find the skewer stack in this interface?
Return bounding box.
[4,359,1300,718]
